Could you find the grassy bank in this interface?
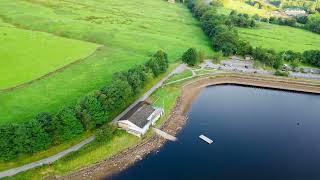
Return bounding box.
[0,0,212,124]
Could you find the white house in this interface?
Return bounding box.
[284,9,306,17]
[118,101,164,137]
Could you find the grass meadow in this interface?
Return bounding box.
[0,26,99,89]
[165,69,193,83]
[0,0,212,124]
[237,23,320,52]
[221,0,270,17]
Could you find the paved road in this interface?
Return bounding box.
[0,64,186,179]
[0,136,95,179]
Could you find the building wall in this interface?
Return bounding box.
[118,107,164,137]
[118,120,143,137]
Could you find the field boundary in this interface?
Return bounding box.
[0,47,102,93]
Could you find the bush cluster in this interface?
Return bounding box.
[0,50,169,161]
[229,10,256,28]
[182,48,199,66]
[274,70,289,77]
[255,13,320,35]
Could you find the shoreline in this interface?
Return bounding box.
[57,74,320,180]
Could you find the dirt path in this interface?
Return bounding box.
[57,74,320,180]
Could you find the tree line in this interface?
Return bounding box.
[0,50,169,161]
[229,10,256,28]
[187,0,320,68]
[252,13,320,35]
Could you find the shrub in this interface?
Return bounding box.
[212,29,239,56]
[100,79,132,112]
[96,124,117,142]
[77,92,107,131]
[52,107,84,144]
[237,40,253,57]
[146,50,169,77]
[274,70,289,77]
[211,51,223,64]
[303,50,320,67]
[198,50,206,63]
[182,48,199,66]
[306,14,320,34]
[0,124,18,160]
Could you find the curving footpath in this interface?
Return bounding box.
[0,136,95,179]
[0,64,186,179]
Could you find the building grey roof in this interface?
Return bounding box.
[120,101,156,128]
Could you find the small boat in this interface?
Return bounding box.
[199,135,213,144]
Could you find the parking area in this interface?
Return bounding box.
[200,56,320,80]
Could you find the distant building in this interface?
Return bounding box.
[168,0,175,3]
[271,11,289,18]
[284,9,306,17]
[118,101,164,137]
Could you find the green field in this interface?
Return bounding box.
[0,0,212,124]
[221,0,270,17]
[0,26,99,89]
[165,69,193,83]
[237,23,320,52]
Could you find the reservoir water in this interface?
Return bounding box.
[110,85,320,180]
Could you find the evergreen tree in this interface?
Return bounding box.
[0,124,16,160]
[77,93,106,130]
[25,119,51,153]
[53,107,84,143]
[182,48,199,66]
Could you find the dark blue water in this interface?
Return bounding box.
[109,85,320,180]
